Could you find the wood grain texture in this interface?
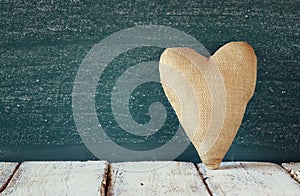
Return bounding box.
[108,161,210,196]
[0,162,19,192]
[198,162,300,195]
[282,162,300,183]
[1,161,108,196]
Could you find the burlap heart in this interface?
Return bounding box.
[159,42,257,169]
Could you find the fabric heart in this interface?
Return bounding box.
[159,42,257,169]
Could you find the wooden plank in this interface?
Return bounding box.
[1,161,108,196]
[0,162,19,192]
[1,0,300,164]
[282,162,300,183]
[197,162,300,195]
[108,161,210,196]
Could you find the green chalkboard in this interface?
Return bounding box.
[0,0,299,163]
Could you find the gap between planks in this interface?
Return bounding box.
[0,162,20,192]
[1,161,299,196]
[194,163,213,196]
[282,162,300,183]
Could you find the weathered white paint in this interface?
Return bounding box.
[198,162,300,195]
[282,162,300,183]
[1,161,108,196]
[0,162,19,192]
[108,161,210,196]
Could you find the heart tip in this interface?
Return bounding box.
[203,159,222,170]
[205,163,220,170]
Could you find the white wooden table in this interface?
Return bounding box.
[1,161,108,196]
[0,161,299,195]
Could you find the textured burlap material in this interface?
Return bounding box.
[159,42,257,169]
